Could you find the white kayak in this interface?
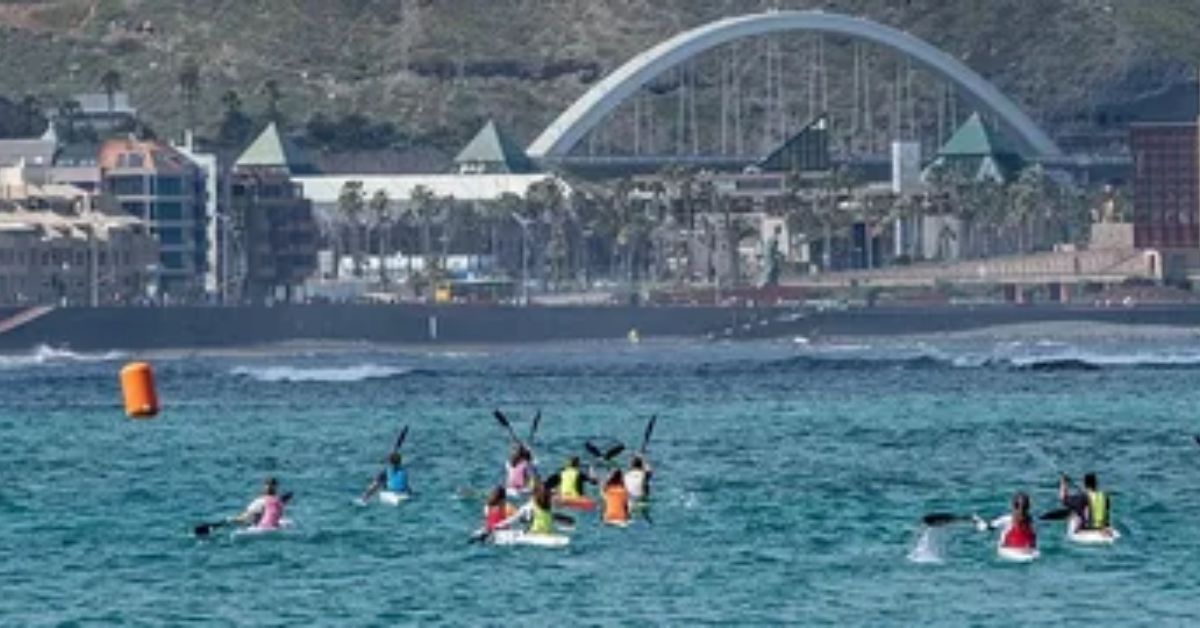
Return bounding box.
[1067,524,1120,546]
[379,491,410,506]
[996,545,1039,563]
[489,529,570,548]
[233,518,295,538]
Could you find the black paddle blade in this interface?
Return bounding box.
[604,444,626,461]
[395,425,409,451]
[193,524,215,537]
[492,409,511,428]
[640,415,657,453]
[584,441,604,459]
[921,513,966,527]
[545,472,562,490]
[1194,434,1200,447]
[1039,508,1073,521]
[529,410,541,442]
[553,513,576,526]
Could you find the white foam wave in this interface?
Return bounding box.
[230,364,414,383]
[0,344,125,369]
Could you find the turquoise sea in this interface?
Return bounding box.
[2,328,1199,625]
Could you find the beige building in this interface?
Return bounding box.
[0,166,157,305]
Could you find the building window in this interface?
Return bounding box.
[109,175,146,196]
[161,251,185,270]
[158,228,184,246]
[155,176,184,196]
[155,201,184,221]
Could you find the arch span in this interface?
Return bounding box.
[528,11,1062,161]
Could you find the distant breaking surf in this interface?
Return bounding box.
[0,345,125,369]
[229,364,416,383]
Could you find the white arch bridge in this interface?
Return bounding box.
[527,10,1063,162]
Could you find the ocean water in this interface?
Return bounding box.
[2,328,1199,625]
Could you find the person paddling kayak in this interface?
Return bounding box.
[505,445,535,496]
[483,486,516,532]
[1060,473,1111,533]
[602,469,631,525]
[974,491,1037,551]
[233,477,286,530]
[624,455,652,503]
[361,452,410,502]
[556,456,596,500]
[495,482,557,535]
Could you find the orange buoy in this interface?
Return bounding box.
[119,362,159,418]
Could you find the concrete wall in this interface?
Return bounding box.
[0,304,761,351]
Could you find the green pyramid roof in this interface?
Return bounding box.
[454,119,534,174]
[937,112,1018,158]
[234,122,314,174]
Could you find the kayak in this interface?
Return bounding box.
[553,496,595,511]
[1067,525,1120,546]
[506,487,532,500]
[996,544,1039,563]
[379,491,410,506]
[233,518,295,538]
[489,529,570,548]
[604,519,632,528]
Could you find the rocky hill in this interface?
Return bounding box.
[0,0,1193,153]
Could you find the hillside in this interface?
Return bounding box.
[0,0,1193,153]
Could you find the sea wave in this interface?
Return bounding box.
[0,344,126,369]
[745,348,1200,373]
[229,364,417,383]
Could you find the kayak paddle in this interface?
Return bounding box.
[1039,508,1074,521]
[528,409,541,445]
[195,492,294,538]
[492,409,524,447]
[640,415,657,454]
[584,441,604,459]
[604,444,626,461]
[921,513,972,527]
[1194,435,1200,447]
[393,425,409,452]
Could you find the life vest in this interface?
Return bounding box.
[506,461,528,491]
[484,504,506,531]
[625,469,647,500]
[1087,490,1109,529]
[603,484,629,524]
[258,495,284,529]
[385,466,409,493]
[560,467,581,498]
[530,503,554,534]
[1001,519,1036,549]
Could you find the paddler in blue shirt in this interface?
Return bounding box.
[1059,473,1110,532]
[361,452,410,502]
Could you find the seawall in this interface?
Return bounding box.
[3,303,1200,352]
[0,304,763,352]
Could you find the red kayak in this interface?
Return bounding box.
[553,496,596,511]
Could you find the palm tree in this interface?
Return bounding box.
[100,70,122,113]
[408,185,439,294]
[337,181,366,278]
[178,61,201,132]
[368,189,392,286]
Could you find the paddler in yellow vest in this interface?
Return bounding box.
[1059,473,1111,532]
[556,456,596,500]
[495,482,557,535]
